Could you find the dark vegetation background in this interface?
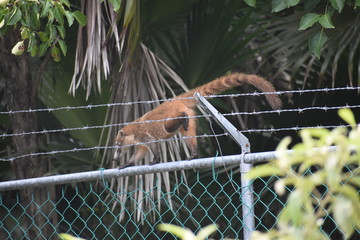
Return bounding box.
[0,0,359,239]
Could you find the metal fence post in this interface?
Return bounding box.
[195,92,255,240]
[240,156,255,240]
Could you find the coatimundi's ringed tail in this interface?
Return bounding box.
[114,72,282,168]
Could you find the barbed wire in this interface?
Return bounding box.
[1,86,359,115]
[1,86,359,162]
[0,133,229,162]
[1,123,357,162]
[240,124,358,134]
[1,104,359,138]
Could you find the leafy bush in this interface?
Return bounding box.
[0,0,86,61]
[247,108,360,239]
[243,0,360,58]
[158,224,218,240]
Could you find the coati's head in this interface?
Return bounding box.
[113,129,135,160]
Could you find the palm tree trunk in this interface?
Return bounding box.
[0,31,56,240]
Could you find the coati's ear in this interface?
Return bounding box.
[118,130,125,137]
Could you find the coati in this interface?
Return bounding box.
[114,72,282,168]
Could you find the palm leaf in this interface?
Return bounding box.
[69,0,115,98]
[40,71,109,148]
[258,6,360,89]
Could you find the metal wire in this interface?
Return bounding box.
[1,104,359,138]
[1,86,358,115]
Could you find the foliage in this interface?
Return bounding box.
[243,0,360,59]
[158,224,218,240]
[0,0,86,61]
[58,233,85,240]
[247,108,360,239]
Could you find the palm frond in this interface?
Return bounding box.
[102,43,190,221]
[258,7,360,89]
[69,0,115,98]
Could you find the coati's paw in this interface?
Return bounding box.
[187,153,198,160]
[117,163,134,169]
[187,151,198,160]
[150,157,161,165]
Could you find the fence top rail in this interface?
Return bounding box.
[0,150,280,192]
[0,146,337,191]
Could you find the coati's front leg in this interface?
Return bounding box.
[118,145,149,169]
[149,142,161,165]
[117,142,161,169]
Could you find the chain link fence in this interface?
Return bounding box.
[1,161,358,240]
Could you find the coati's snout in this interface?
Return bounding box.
[113,130,125,160]
[113,130,134,160]
[113,145,121,160]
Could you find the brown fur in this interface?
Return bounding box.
[114,72,281,168]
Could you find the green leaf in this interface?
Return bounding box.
[53,7,64,25]
[0,0,10,7]
[332,196,355,238]
[20,27,30,39]
[39,76,109,147]
[37,31,49,42]
[356,0,360,7]
[47,8,54,23]
[65,11,74,27]
[347,176,360,187]
[51,46,61,62]
[318,14,335,29]
[72,11,87,27]
[305,128,330,139]
[338,108,356,126]
[330,0,345,12]
[308,31,327,59]
[39,42,49,57]
[299,13,320,30]
[28,32,37,50]
[123,0,135,27]
[58,233,85,240]
[243,0,256,7]
[279,190,304,226]
[8,7,22,25]
[40,0,52,17]
[272,0,286,12]
[49,25,57,41]
[30,9,40,30]
[54,1,66,15]
[284,0,300,7]
[246,163,285,179]
[60,0,71,8]
[304,0,320,11]
[58,39,67,56]
[108,0,121,11]
[56,25,66,39]
[196,224,218,240]
[158,224,195,240]
[29,44,38,57]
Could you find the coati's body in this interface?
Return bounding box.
[114,73,282,168]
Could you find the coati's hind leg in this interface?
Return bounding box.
[180,110,198,160]
[164,112,189,132]
[149,142,161,165]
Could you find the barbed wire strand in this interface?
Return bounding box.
[1,104,359,139]
[1,124,357,162]
[1,86,359,115]
[0,133,229,162]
